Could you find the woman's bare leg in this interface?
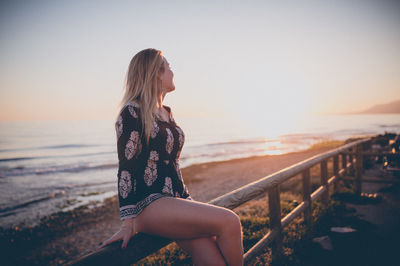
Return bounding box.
[176,236,226,266]
[134,197,243,266]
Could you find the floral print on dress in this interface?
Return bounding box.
[149,150,159,161]
[125,131,141,160]
[144,151,159,186]
[162,177,173,195]
[116,115,123,139]
[175,159,183,181]
[176,126,184,158]
[117,103,191,220]
[165,128,174,154]
[176,126,184,147]
[119,170,132,199]
[128,105,138,118]
[151,121,159,139]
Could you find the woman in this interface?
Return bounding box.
[99,48,244,266]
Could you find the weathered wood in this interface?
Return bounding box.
[320,160,329,206]
[342,153,347,176]
[246,194,308,263]
[310,185,328,201]
[333,155,339,192]
[243,229,279,264]
[70,138,371,265]
[281,201,306,228]
[66,233,172,266]
[341,152,399,156]
[340,177,400,184]
[302,168,312,238]
[268,186,282,261]
[209,138,371,210]
[355,145,363,196]
[346,161,354,175]
[349,148,354,176]
[359,147,364,175]
[327,175,338,188]
[336,168,346,179]
[247,188,312,263]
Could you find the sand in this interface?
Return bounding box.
[0,145,341,265]
[182,147,337,202]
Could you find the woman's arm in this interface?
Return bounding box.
[99,105,142,249]
[117,105,143,220]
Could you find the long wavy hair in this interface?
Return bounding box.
[117,48,165,146]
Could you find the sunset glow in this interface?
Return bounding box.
[0,1,399,123]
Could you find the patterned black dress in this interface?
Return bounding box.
[115,100,191,220]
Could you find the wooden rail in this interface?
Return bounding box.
[69,137,391,265]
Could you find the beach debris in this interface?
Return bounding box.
[330,227,357,233]
[312,235,333,250]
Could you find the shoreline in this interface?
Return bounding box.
[2,139,351,230]
[0,137,371,265]
[0,139,351,231]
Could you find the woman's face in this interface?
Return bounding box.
[159,57,175,93]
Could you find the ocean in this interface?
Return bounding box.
[1,113,399,228]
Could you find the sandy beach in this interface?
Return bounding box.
[0,143,347,265]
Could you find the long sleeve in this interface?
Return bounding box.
[116,105,142,167]
[115,101,192,220]
[116,104,156,220]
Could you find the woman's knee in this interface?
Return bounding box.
[228,211,242,234]
[134,198,241,239]
[216,209,242,235]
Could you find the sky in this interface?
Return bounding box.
[0,0,399,121]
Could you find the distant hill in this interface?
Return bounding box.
[356,99,400,114]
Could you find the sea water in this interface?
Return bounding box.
[0,113,399,228]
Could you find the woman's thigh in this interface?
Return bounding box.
[134,197,239,240]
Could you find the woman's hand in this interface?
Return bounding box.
[97,218,136,250]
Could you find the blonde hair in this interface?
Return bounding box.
[117,48,165,146]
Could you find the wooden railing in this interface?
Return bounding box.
[69,137,379,265]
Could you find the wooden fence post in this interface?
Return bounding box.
[320,160,329,206]
[355,145,363,196]
[302,169,312,238]
[349,148,354,176]
[333,155,339,193]
[70,139,372,266]
[360,144,365,174]
[268,186,282,261]
[342,153,347,176]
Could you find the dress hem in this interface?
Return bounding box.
[120,193,170,220]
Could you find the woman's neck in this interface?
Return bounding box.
[157,91,166,109]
